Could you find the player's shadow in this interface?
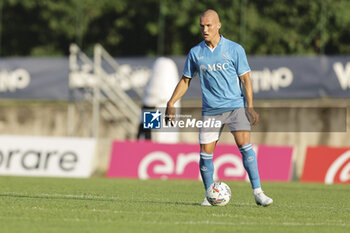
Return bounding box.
[0,193,116,202]
[0,193,200,206]
[137,200,199,206]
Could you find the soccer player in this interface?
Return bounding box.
[165,9,273,206]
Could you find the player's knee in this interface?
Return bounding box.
[237,142,250,148]
[201,147,214,154]
[200,143,216,154]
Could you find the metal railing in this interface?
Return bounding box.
[68,43,141,138]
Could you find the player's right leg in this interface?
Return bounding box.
[198,114,223,206]
[200,141,216,189]
[199,141,217,206]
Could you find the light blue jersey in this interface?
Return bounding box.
[183,35,251,115]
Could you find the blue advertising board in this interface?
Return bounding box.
[0,56,349,100]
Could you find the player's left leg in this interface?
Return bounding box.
[233,131,261,188]
[233,130,273,207]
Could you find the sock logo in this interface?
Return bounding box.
[200,165,208,171]
[247,156,255,162]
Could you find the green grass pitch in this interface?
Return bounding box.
[1,176,349,233]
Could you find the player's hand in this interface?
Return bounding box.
[165,104,175,126]
[246,108,259,126]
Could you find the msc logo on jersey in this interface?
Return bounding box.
[200,62,230,72]
[143,110,161,129]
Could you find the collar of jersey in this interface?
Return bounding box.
[204,35,224,52]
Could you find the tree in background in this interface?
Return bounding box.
[0,0,349,56]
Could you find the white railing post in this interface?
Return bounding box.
[93,45,102,138]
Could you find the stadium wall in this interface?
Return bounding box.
[0,99,349,179]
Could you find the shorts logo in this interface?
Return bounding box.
[143,110,161,129]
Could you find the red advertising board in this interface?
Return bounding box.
[301,147,350,184]
[107,141,293,182]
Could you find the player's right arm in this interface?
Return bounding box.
[165,75,192,124]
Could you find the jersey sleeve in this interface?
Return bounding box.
[235,45,251,76]
[183,50,197,78]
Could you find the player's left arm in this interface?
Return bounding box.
[239,72,259,126]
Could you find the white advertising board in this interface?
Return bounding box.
[0,135,96,178]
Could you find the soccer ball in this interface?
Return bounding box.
[206,182,231,206]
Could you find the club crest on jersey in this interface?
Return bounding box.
[221,53,229,59]
[201,62,230,72]
[200,65,207,72]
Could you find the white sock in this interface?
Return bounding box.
[253,187,263,195]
